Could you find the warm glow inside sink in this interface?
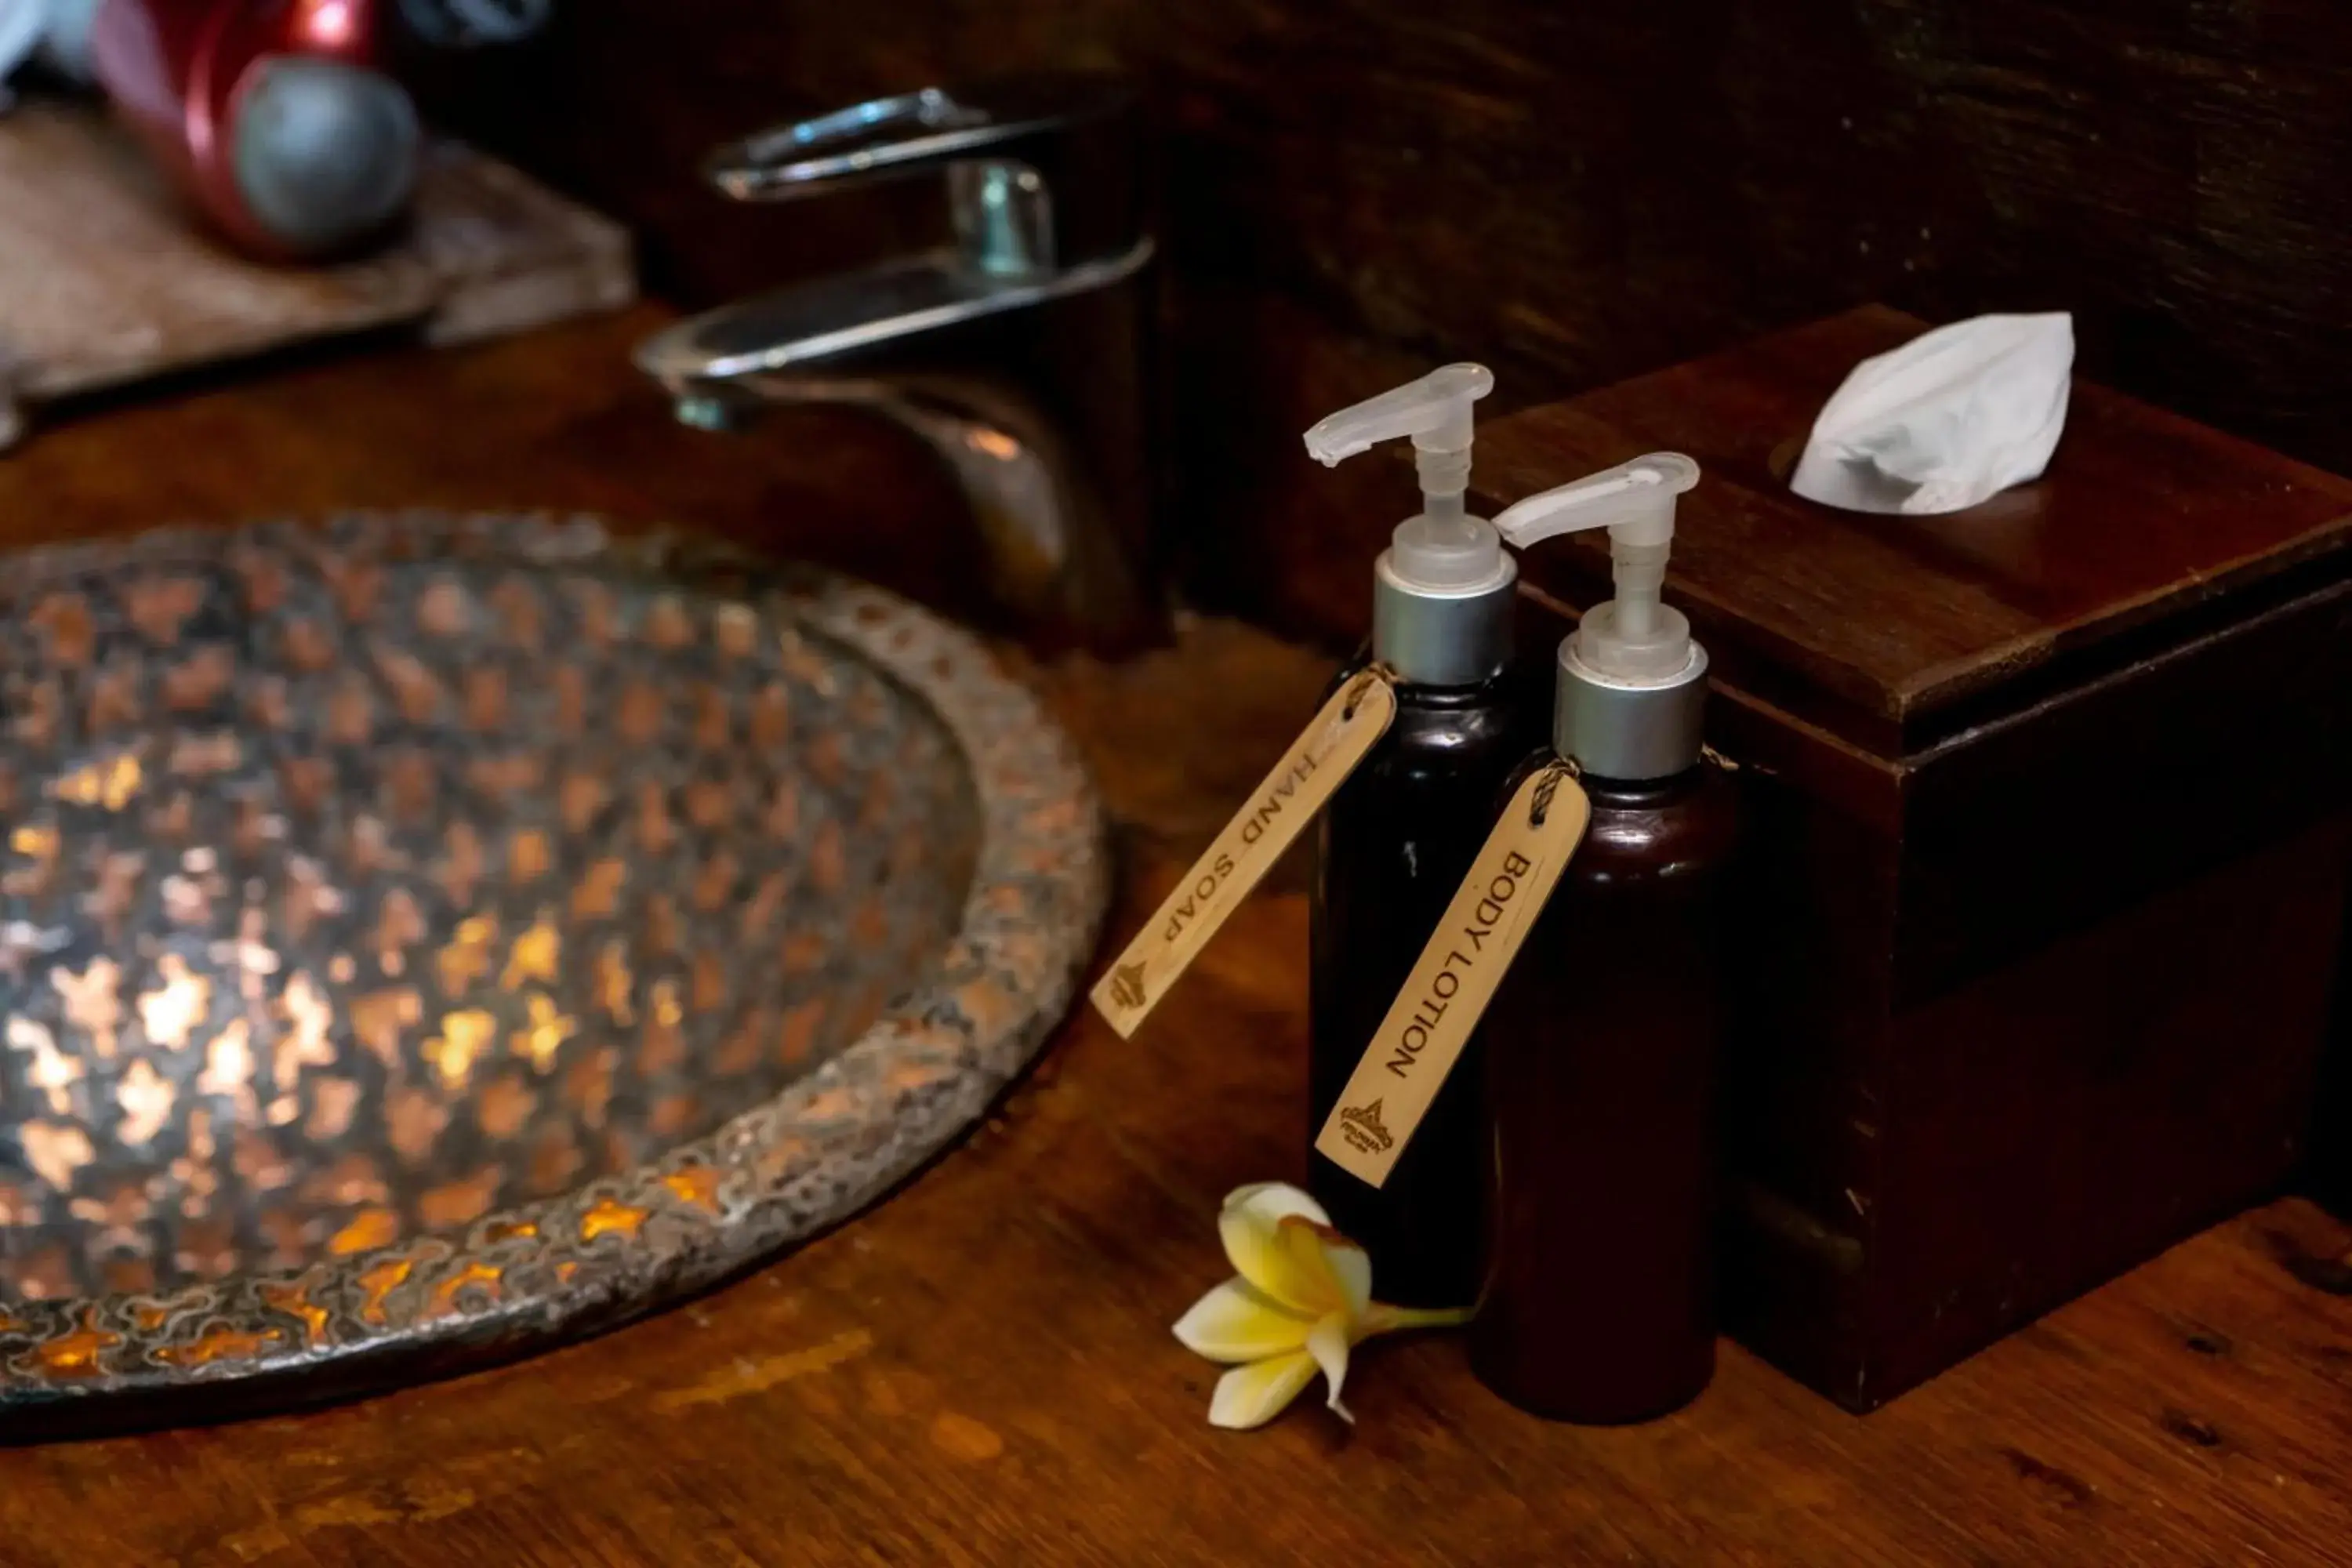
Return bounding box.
[0,513,1105,1436]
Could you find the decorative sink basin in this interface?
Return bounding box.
[0,513,1106,1438]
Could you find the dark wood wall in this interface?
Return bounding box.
[419,0,2352,648]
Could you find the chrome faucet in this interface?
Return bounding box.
[636,74,1164,652]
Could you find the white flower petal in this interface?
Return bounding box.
[1207,1349,1320,1431]
[1173,1277,1317,1364]
[1221,1193,1343,1313]
[1319,1232,1373,1319]
[1223,1181,1330,1229]
[1306,1312,1354,1423]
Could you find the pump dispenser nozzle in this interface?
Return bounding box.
[1494,452,1708,779]
[1305,362,1501,592]
[1303,365,1514,685]
[1494,452,1699,684]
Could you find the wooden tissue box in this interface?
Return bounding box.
[1474,307,2352,1410]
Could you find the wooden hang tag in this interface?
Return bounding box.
[1090,667,1399,1039]
[1314,759,1590,1189]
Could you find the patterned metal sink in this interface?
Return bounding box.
[0,513,1106,1438]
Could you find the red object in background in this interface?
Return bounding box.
[89,0,419,260]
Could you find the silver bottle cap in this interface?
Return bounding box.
[1372,550,1515,687]
[1554,636,1708,781]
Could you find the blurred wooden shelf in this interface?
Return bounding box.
[0,95,633,448]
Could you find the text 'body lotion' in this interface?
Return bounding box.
[1475,454,1740,1423]
[1300,365,1545,1308]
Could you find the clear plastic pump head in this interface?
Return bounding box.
[1303,363,1504,592]
[1494,452,1700,684]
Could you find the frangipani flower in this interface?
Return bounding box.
[1173,1181,1468,1429]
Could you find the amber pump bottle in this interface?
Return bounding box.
[1472,454,1739,1422]
[1299,365,1538,1307]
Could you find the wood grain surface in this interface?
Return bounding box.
[4,314,2352,1565]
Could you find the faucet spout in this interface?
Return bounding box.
[724,366,1123,644]
[638,247,1160,652]
[638,74,1164,653]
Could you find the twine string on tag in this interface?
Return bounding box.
[1342,664,1396,722]
[1529,757,1579,827]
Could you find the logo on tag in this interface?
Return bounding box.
[1337,1098,1395,1155]
[1105,961,1148,1013]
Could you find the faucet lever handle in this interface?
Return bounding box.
[702,74,1142,277]
[704,87,985,200]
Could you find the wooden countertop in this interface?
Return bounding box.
[6,308,2352,1566]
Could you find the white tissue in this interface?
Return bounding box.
[1790,312,2074,516]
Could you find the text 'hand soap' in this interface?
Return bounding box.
[1300,365,1546,1308]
